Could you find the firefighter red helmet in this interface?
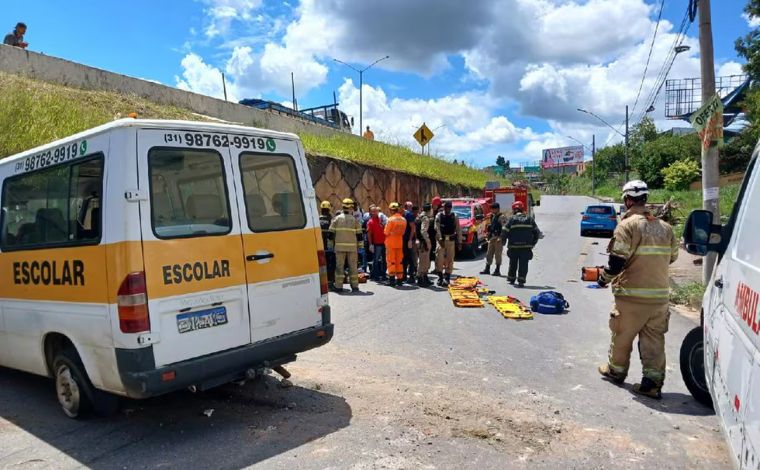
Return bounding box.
[432,196,442,206]
[512,201,525,211]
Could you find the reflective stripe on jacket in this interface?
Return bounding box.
[608,205,678,302]
[384,213,407,249]
[504,213,540,249]
[329,212,362,252]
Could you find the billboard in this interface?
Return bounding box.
[542,146,584,168]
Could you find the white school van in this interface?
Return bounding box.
[0,119,333,418]
[681,144,760,468]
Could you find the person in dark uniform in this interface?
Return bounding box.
[429,196,442,278]
[319,201,336,289]
[502,201,541,287]
[434,200,462,287]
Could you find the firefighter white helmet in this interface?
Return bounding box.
[622,180,649,199]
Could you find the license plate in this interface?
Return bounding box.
[594,225,606,229]
[177,307,228,334]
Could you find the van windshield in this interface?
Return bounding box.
[149,148,231,238]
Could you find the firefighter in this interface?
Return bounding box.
[597,180,678,399]
[480,202,508,276]
[329,198,363,293]
[502,201,540,287]
[429,196,443,277]
[319,200,336,289]
[435,200,462,287]
[384,202,408,287]
[415,203,433,287]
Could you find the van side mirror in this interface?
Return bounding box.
[534,200,540,206]
[475,214,484,221]
[350,117,355,127]
[683,210,723,256]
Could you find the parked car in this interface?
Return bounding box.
[447,199,489,258]
[580,204,618,237]
[681,142,760,468]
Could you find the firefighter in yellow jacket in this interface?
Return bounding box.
[597,181,678,399]
[329,198,363,293]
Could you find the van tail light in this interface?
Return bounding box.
[582,216,590,221]
[117,271,151,333]
[317,250,329,295]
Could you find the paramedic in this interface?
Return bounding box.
[434,200,461,287]
[384,202,407,287]
[480,202,508,276]
[329,198,363,293]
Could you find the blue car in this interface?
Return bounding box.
[580,204,618,237]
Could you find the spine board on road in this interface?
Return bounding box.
[487,296,534,320]
[448,277,485,308]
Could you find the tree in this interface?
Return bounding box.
[736,0,760,80]
[635,134,701,188]
[496,155,506,167]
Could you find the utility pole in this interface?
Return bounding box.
[624,105,629,182]
[221,72,227,101]
[699,0,720,284]
[291,72,297,111]
[592,134,596,196]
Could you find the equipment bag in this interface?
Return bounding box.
[530,291,569,314]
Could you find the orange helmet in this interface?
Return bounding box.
[512,201,525,212]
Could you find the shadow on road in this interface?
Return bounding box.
[627,388,716,417]
[515,285,557,290]
[0,367,351,468]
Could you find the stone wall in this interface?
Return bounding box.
[0,45,340,137]
[307,154,480,212]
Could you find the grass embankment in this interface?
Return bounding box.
[301,134,501,188]
[670,281,706,309]
[0,72,203,158]
[0,72,496,188]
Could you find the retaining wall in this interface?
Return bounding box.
[0,45,340,137]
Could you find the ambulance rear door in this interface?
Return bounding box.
[136,128,251,367]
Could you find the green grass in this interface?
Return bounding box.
[301,133,504,188]
[0,72,203,158]
[670,281,706,309]
[0,72,496,188]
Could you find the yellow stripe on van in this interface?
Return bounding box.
[241,228,320,284]
[0,245,110,303]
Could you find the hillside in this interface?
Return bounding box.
[0,72,496,188]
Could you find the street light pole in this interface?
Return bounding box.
[333,55,390,136]
[625,105,629,182]
[592,134,596,196]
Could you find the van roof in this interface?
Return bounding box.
[0,119,301,167]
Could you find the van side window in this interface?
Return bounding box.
[1,156,104,250]
[239,153,306,232]
[734,174,760,268]
[148,148,232,239]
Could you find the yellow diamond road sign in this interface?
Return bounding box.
[414,123,434,147]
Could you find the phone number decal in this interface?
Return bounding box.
[163,132,277,152]
[15,140,88,173]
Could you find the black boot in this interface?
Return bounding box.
[479,264,491,275]
[444,273,451,286]
[389,278,397,287]
[632,377,663,399]
[437,275,445,287]
[493,265,501,277]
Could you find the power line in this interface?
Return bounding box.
[631,0,666,120]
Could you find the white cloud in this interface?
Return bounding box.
[717,61,745,78]
[175,53,239,101]
[743,12,760,28]
[199,0,263,38]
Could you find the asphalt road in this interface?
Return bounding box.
[0,196,730,469]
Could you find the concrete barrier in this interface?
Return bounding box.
[0,45,340,137]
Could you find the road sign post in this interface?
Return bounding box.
[413,123,434,154]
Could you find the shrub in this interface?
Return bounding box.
[662,159,701,191]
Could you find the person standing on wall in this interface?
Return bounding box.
[363,126,375,140]
[384,202,407,287]
[3,22,28,49]
[329,198,363,293]
[502,201,540,287]
[415,203,433,287]
[434,200,461,287]
[480,202,508,276]
[401,201,417,284]
[319,201,336,290]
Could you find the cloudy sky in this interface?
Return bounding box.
[5,0,753,167]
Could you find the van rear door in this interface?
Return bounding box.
[136,128,251,366]
[227,134,322,343]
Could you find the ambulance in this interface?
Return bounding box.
[0,119,333,418]
[682,143,760,468]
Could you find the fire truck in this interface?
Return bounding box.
[483,183,539,218]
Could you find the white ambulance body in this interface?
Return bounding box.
[682,144,760,468]
[0,119,333,418]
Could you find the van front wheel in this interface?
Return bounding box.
[679,326,713,408]
[53,349,119,419]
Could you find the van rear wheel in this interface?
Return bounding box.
[53,348,119,419]
[679,326,713,408]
